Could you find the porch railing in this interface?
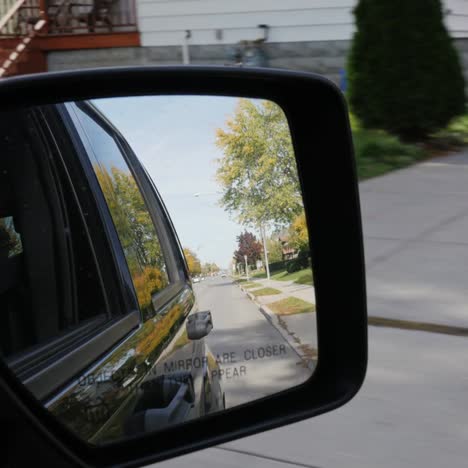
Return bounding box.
[1,0,137,36]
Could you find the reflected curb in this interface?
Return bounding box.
[238,284,316,371]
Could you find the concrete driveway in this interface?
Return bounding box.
[158,149,468,468]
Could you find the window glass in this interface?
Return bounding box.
[71,105,169,318]
[0,113,106,358]
[0,217,22,258]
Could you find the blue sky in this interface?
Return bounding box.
[94,96,249,269]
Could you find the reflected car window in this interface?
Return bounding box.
[70,104,170,316]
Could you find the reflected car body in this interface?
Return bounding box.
[0,101,225,444]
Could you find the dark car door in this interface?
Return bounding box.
[0,101,218,444]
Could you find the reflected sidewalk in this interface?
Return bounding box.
[237,278,317,370]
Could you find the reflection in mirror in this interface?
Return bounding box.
[0,95,316,445]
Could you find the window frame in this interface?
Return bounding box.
[5,105,141,401]
[129,150,191,284]
[67,100,189,314]
[3,95,193,423]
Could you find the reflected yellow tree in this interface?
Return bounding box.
[183,247,201,277]
[288,212,310,253]
[94,164,168,313]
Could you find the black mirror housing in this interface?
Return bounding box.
[0,66,367,467]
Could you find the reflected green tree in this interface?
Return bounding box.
[216,99,303,229]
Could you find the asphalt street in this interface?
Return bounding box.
[158,150,468,468]
[193,277,314,408]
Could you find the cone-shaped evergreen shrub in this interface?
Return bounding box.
[347,0,465,140]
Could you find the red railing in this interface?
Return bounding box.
[0,0,46,77]
[0,0,137,37]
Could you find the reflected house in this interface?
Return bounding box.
[276,231,297,261]
[1,0,467,94]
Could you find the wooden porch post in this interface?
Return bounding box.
[38,0,48,33]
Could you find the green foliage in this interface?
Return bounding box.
[216,99,302,227]
[432,113,468,145]
[353,129,425,179]
[297,250,310,268]
[112,167,165,270]
[347,0,465,140]
[268,260,287,273]
[266,237,284,263]
[286,258,302,273]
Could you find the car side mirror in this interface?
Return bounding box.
[186,311,213,340]
[0,66,367,467]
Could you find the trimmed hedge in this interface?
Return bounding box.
[285,251,310,273]
[268,260,288,272]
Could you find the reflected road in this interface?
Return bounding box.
[194,276,314,408]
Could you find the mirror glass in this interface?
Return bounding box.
[0,95,316,444]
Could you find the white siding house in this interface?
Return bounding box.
[446,0,468,37]
[136,0,468,48]
[38,0,468,88]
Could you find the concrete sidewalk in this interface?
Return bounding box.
[251,277,315,304]
[362,149,468,328]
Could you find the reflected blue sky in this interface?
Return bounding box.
[94,96,247,268]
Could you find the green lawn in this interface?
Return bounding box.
[253,267,313,286]
[351,112,468,180]
[353,128,425,180]
[431,113,468,147]
[268,297,316,316]
[251,270,267,279]
[271,268,313,285]
[243,282,264,289]
[233,278,249,283]
[251,287,281,297]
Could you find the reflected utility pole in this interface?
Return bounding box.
[260,224,270,280]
